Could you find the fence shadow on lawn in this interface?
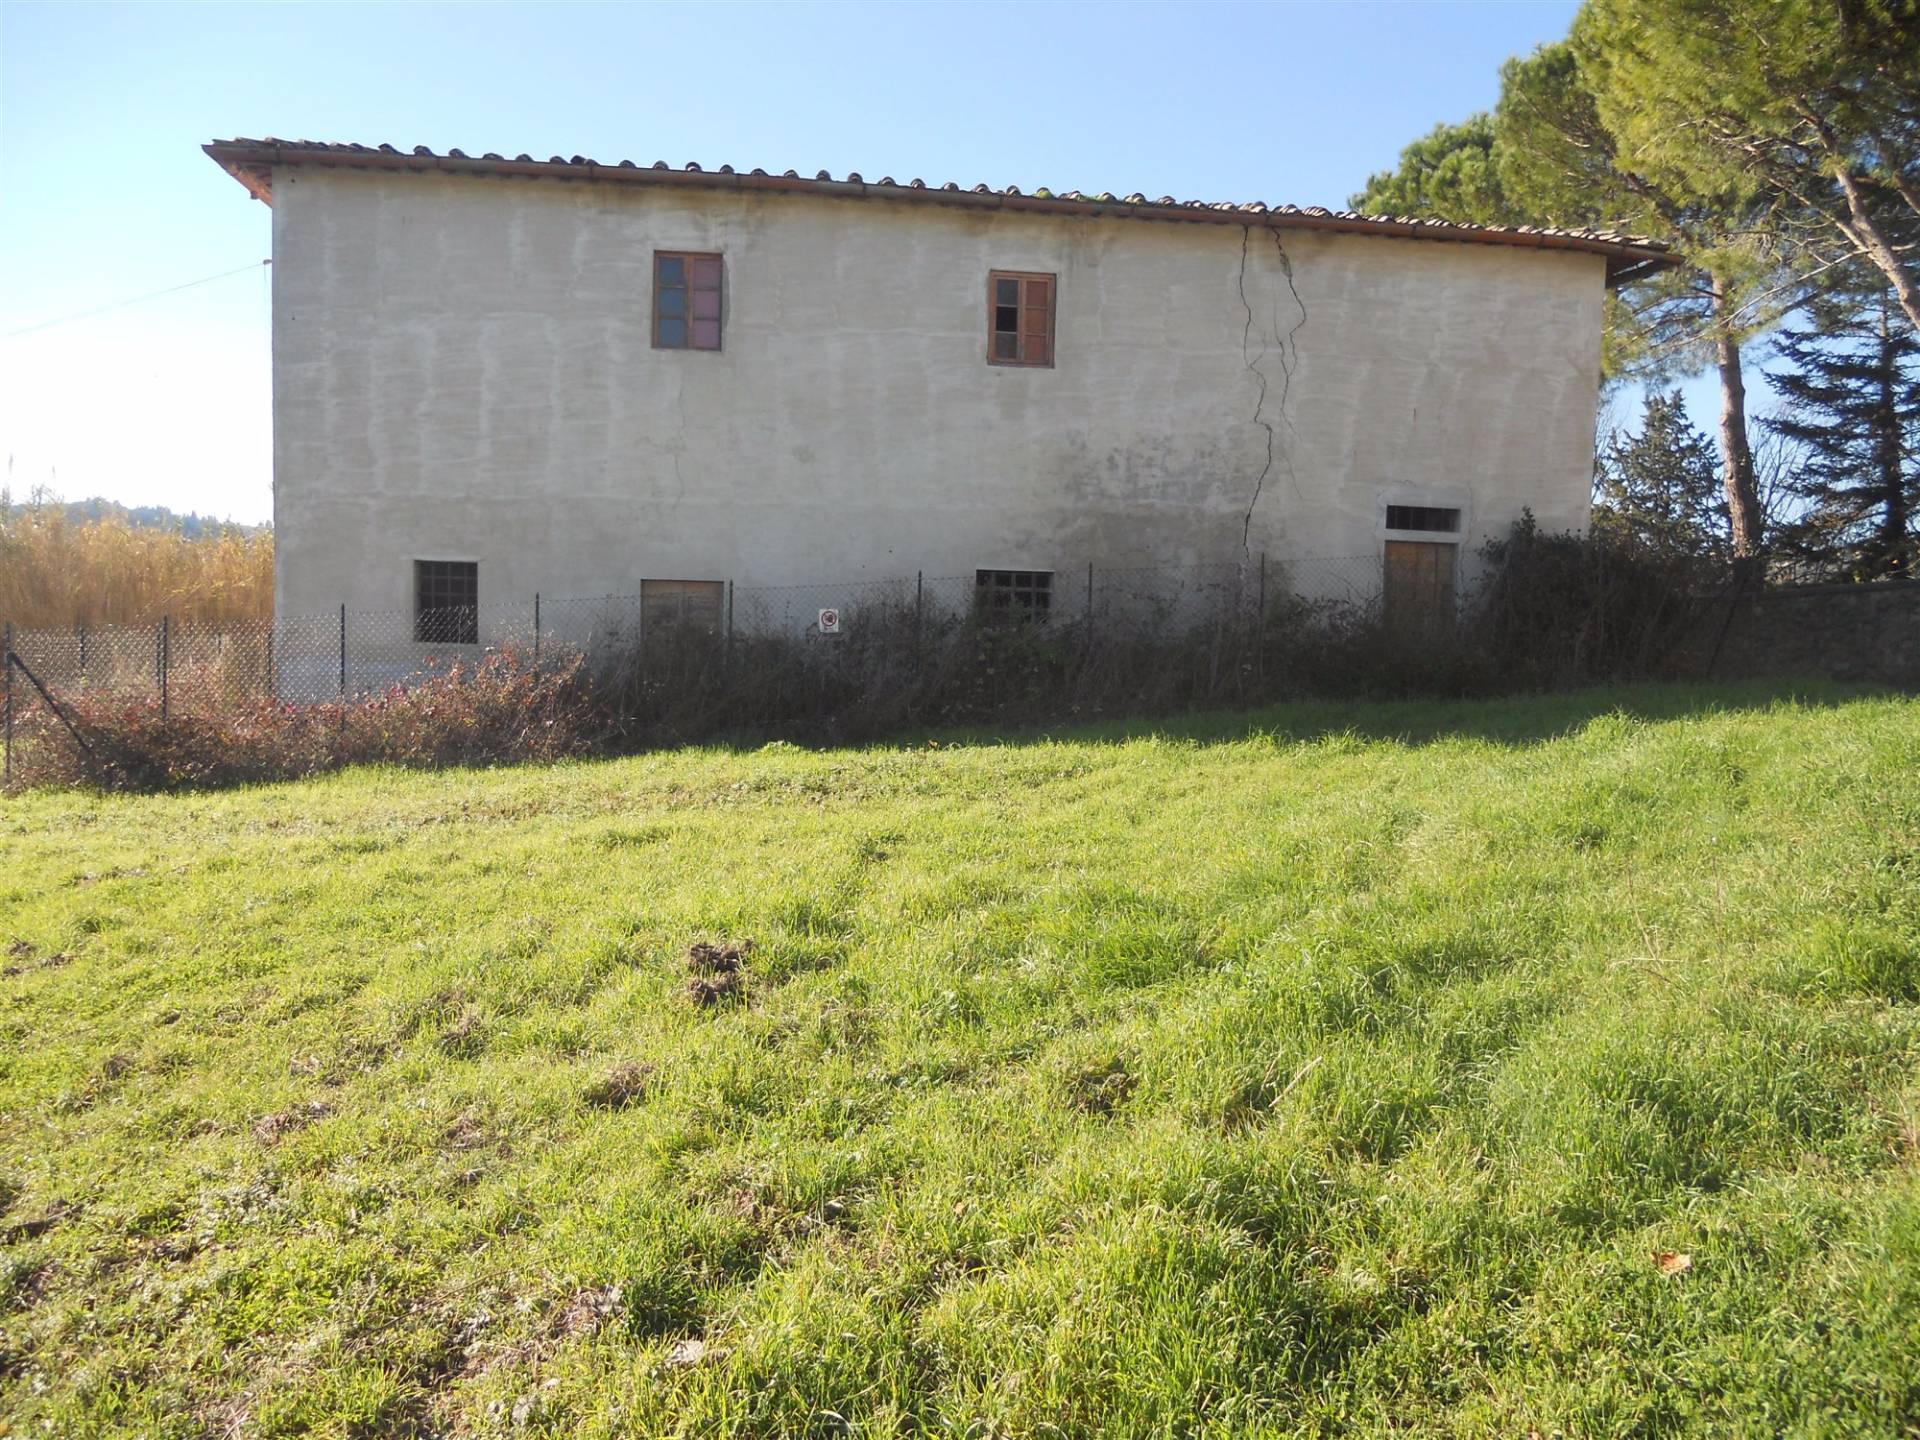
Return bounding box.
[853,675,1886,755]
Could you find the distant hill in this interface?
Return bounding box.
[1,496,269,538]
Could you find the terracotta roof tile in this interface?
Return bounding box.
[203,138,1673,282]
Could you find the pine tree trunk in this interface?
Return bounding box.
[1710,277,1765,563]
[1804,110,1920,337]
[1828,150,1920,338]
[1875,303,1908,576]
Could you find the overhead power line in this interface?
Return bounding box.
[4,259,270,339]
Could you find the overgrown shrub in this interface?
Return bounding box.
[10,650,592,791]
[1467,514,1719,688]
[4,521,1720,792]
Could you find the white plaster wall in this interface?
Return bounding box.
[269,166,1605,621]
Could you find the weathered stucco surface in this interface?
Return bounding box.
[269,165,1607,618]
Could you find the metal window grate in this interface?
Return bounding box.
[975,568,1052,618]
[1385,505,1461,533]
[414,560,479,644]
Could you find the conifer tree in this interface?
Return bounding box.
[1765,284,1920,576]
[1576,0,1920,336]
[1350,116,1515,226]
[1351,40,1789,556]
[1592,390,1731,559]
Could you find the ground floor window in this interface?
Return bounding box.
[641,578,725,635]
[975,569,1052,619]
[415,560,479,644]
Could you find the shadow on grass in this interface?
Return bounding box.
[8,677,1896,800]
[871,675,1897,754]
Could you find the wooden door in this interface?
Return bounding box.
[1383,541,1456,628]
[641,579,724,636]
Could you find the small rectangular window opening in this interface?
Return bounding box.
[641,578,725,636]
[975,569,1053,619]
[987,271,1055,367]
[1386,505,1462,533]
[655,252,724,350]
[415,560,478,644]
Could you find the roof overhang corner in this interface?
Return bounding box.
[205,142,275,206]
[1604,252,1674,287]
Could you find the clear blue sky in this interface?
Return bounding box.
[4,0,1690,527]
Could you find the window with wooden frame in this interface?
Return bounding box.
[654,252,723,351]
[987,271,1055,367]
[975,568,1052,619]
[414,560,478,644]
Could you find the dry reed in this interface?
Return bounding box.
[0,496,272,628]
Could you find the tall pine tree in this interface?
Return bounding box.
[1765,285,1920,577]
[1593,390,1731,559]
[1351,38,1790,557]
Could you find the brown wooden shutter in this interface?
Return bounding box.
[1022,277,1052,365]
[1383,541,1456,629]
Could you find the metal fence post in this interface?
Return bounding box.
[159,616,169,718]
[338,604,347,698]
[726,581,735,663]
[77,623,88,685]
[265,626,275,697]
[914,570,924,673]
[4,622,12,786]
[1084,561,1095,660]
[533,592,541,665]
[1257,552,1269,688]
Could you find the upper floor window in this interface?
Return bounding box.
[988,271,1054,367]
[655,252,723,351]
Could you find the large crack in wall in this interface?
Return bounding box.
[1236,225,1310,558]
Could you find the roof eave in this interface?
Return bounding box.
[204,141,1675,286]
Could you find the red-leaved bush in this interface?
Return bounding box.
[9,650,595,791]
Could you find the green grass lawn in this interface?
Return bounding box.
[3,680,1918,1438]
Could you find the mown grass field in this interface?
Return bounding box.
[3,680,1918,1438]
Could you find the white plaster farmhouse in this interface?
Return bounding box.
[207,138,1668,641]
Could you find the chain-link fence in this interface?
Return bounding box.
[2,555,1390,719]
[10,539,1915,792]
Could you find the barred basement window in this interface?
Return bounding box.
[987,271,1055,367]
[415,560,478,644]
[654,252,724,351]
[975,569,1052,618]
[1385,505,1462,533]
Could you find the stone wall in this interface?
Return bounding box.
[1690,580,1920,687]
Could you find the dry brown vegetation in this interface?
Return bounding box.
[0,497,272,628]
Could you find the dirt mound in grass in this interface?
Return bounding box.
[684,940,752,1007]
